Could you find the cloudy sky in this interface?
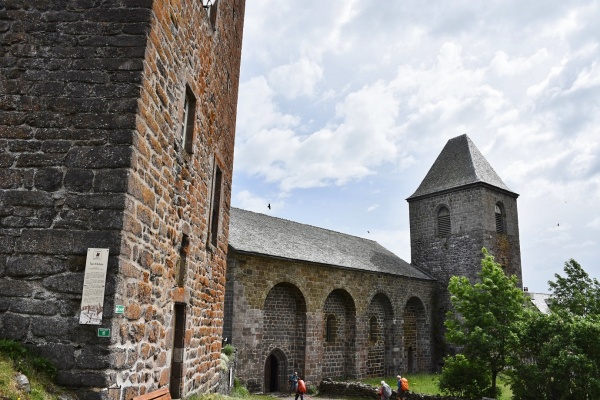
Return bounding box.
[230,0,600,293]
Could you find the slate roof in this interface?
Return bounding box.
[228,207,434,280]
[408,134,517,200]
[526,292,551,314]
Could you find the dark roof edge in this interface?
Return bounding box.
[406,181,519,202]
[228,247,437,282]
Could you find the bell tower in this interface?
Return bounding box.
[407,134,522,363]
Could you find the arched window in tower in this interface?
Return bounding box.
[495,202,506,234]
[437,206,451,237]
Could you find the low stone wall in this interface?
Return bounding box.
[318,380,468,400]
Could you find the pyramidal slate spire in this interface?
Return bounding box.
[408,134,517,199]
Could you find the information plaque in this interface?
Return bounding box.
[79,248,109,325]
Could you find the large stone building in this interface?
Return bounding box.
[224,208,436,392]
[224,134,522,392]
[0,1,245,399]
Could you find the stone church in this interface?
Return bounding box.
[1,1,245,399]
[224,134,522,393]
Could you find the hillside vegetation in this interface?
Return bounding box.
[0,339,75,400]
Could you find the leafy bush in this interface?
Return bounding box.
[510,310,600,399]
[222,344,235,357]
[439,354,498,399]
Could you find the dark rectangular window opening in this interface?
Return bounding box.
[170,303,187,399]
[181,86,196,154]
[176,234,189,288]
[209,0,219,30]
[208,162,223,247]
[325,315,336,343]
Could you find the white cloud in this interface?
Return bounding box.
[567,60,600,92]
[235,76,299,143]
[236,78,403,192]
[588,217,600,230]
[367,204,379,212]
[268,58,324,99]
[490,49,550,77]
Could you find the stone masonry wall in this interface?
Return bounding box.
[225,251,436,393]
[0,2,154,397]
[263,282,307,383]
[322,290,355,379]
[110,0,244,399]
[0,1,245,399]
[366,295,391,377]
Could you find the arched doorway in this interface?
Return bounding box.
[264,348,288,393]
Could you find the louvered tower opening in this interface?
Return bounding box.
[495,203,505,233]
[437,206,451,237]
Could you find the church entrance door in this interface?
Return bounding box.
[264,349,288,393]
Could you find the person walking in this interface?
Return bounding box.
[289,371,298,395]
[397,375,409,399]
[295,377,306,400]
[379,380,392,400]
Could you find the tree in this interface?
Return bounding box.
[548,259,600,317]
[510,310,600,399]
[509,260,600,399]
[443,248,525,397]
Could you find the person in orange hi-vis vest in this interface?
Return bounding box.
[397,375,409,399]
[295,378,306,400]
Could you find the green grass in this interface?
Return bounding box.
[0,353,63,400]
[362,373,512,400]
[362,373,439,396]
